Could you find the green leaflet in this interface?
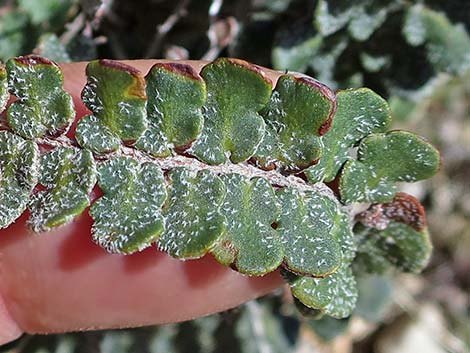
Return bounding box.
[252,74,335,172]
[211,174,283,276]
[76,60,147,153]
[6,55,74,139]
[91,157,166,254]
[339,131,440,204]
[29,147,96,232]
[135,63,206,157]
[354,193,432,273]
[306,88,391,183]
[0,130,39,228]
[158,168,226,259]
[36,33,72,63]
[277,188,342,276]
[355,226,432,274]
[284,205,356,314]
[190,58,272,164]
[376,222,432,273]
[0,64,8,112]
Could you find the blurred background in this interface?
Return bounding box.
[0,0,469,352]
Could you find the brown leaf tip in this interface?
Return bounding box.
[293,75,336,136]
[14,55,57,67]
[358,192,427,231]
[153,62,203,81]
[99,59,143,77]
[222,57,273,86]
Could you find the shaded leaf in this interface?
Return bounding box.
[211,174,283,275]
[355,275,393,322]
[29,147,96,232]
[91,157,166,254]
[375,222,432,273]
[0,131,39,228]
[6,55,74,139]
[0,11,30,61]
[252,74,336,172]
[272,35,322,72]
[305,88,391,183]
[236,301,295,353]
[354,193,433,273]
[135,63,206,157]
[190,58,272,164]
[158,168,226,259]
[347,6,387,41]
[307,316,350,342]
[353,225,393,275]
[35,33,71,63]
[314,0,355,36]
[339,131,440,203]
[277,188,342,276]
[76,60,147,153]
[360,52,390,73]
[18,0,75,26]
[403,4,470,74]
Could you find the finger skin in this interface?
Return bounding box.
[0,60,284,343]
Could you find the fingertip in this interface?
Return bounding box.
[0,290,23,346]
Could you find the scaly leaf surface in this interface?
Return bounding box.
[91,157,166,254]
[76,60,147,153]
[190,58,272,164]
[6,55,74,139]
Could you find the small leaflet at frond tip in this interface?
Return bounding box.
[305,87,391,183]
[339,130,440,204]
